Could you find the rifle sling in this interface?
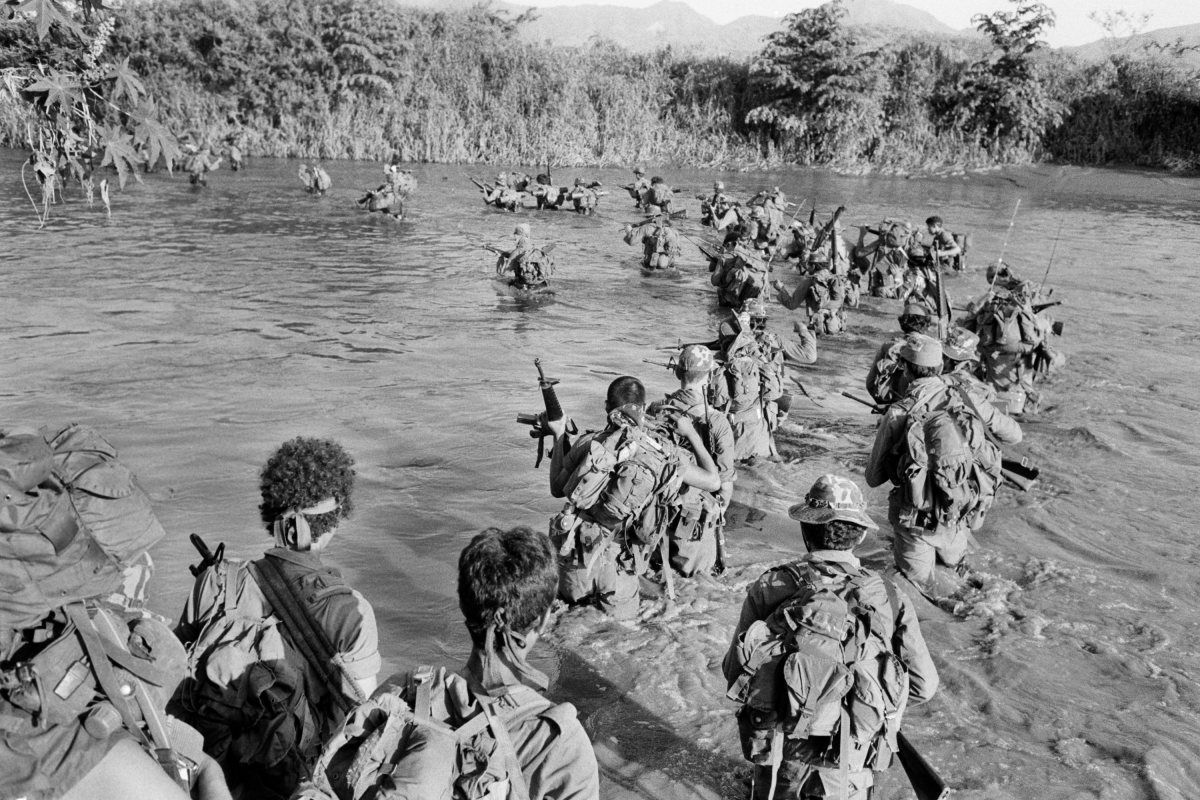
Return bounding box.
[249,556,365,715]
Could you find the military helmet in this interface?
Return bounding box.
[740,297,768,318]
[633,166,646,175]
[714,181,725,191]
[574,177,585,186]
[788,475,878,530]
[513,223,531,236]
[679,344,715,373]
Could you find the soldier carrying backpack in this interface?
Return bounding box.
[723,475,939,800]
[0,424,230,800]
[295,526,599,800]
[865,336,1022,595]
[647,345,737,577]
[545,377,722,619]
[864,303,933,407]
[709,311,776,463]
[169,437,380,799]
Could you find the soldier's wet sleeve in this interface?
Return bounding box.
[865,411,901,488]
[975,391,1023,445]
[894,591,939,704]
[174,564,222,644]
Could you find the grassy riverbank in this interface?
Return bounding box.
[1,0,1198,172]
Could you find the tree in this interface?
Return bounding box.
[1,0,178,225]
[744,0,886,164]
[943,0,1063,158]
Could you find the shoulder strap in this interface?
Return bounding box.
[950,382,1004,450]
[248,556,365,714]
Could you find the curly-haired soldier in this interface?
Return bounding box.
[171,437,379,800]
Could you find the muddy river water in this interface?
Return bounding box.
[2,151,1199,798]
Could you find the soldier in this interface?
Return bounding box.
[643,176,676,214]
[626,166,651,208]
[649,345,737,576]
[569,177,601,215]
[865,335,1021,595]
[864,303,933,406]
[697,181,736,228]
[484,172,523,212]
[711,236,769,308]
[709,310,777,462]
[493,223,554,289]
[723,474,939,800]
[772,260,848,337]
[546,377,721,618]
[623,213,681,270]
[530,173,568,210]
[171,437,380,799]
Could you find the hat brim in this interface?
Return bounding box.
[788,503,879,531]
[943,345,976,361]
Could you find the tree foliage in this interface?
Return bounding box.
[2,0,177,223]
[941,1,1064,157]
[744,0,887,164]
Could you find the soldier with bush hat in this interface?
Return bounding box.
[723,473,939,800]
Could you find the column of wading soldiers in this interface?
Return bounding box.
[0,176,1063,800]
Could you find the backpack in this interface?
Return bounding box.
[0,424,166,642]
[561,413,683,534]
[514,250,553,285]
[294,668,575,800]
[168,554,361,793]
[868,338,906,406]
[894,385,1000,532]
[648,184,672,207]
[726,560,909,786]
[976,297,1037,354]
[710,335,763,420]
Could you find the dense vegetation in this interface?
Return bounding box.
[2,0,1198,176]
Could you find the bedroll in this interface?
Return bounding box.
[725,561,909,787]
[294,667,572,800]
[0,424,166,639]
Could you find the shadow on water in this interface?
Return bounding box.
[548,646,746,800]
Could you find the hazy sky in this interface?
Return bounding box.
[513,0,1199,47]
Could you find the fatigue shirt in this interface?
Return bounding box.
[177,547,382,685]
[660,387,737,484]
[722,549,939,706]
[864,377,1022,492]
[460,666,600,800]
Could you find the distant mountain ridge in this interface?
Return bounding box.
[1065,22,1200,66]
[392,0,962,54]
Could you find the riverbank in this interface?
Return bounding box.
[3,0,1198,174]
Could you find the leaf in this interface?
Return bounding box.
[98,124,141,189]
[106,58,145,107]
[24,69,80,116]
[131,103,180,174]
[6,0,83,41]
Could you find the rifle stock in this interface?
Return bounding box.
[896,731,951,800]
[1032,300,1062,314]
[841,391,885,414]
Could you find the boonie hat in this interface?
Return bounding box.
[943,328,980,361]
[513,223,530,236]
[788,475,878,530]
[714,181,725,190]
[634,166,646,175]
[679,344,715,373]
[740,297,768,318]
[899,333,942,367]
[900,302,929,320]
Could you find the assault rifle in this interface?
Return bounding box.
[468,176,490,193]
[810,205,846,254]
[1032,300,1061,314]
[188,534,225,578]
[1001,456,1040,492]
[517,358,577,468]
[896,731,951,800]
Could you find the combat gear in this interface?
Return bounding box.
[726,559,910,795]
[295,668,575,800]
